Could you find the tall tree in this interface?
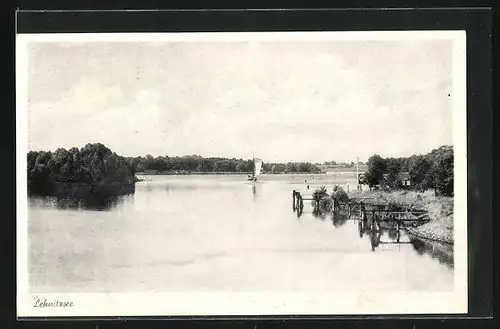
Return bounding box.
[366,154,387,188]
[409,155,432,190]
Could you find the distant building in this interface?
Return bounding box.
[381,172,411,188]
[400,171,411,187]
[353,171,411,190]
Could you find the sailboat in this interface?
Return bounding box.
[247,156,263,182]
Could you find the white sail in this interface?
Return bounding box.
[254,158,263,177]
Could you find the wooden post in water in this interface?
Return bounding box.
[332,198,336,217]
[356,156,359,191]
[292,190,296,211]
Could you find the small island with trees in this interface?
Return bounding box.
[27,143,137,203]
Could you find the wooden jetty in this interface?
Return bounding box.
[292,190,318,208]
[345,200,429,222]
[292,190,430,225]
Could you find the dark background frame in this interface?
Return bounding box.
[2,5,494,328]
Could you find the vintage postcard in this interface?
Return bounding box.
[16,31,467,317]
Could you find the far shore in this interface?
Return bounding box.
[136,171,325,176]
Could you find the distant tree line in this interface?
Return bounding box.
[262,162,321,174]
[322,161,364,167]
[132,155,321,174]
[362,145,454,196]
[28,143,136,195]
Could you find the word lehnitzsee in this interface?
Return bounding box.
[33,296,74,308]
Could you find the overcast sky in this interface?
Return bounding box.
[27,36,454,163]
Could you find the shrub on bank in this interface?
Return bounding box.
[313,185,350,212]
[331,186,349,204]
[319,197,334,212]
[312,186,329,203]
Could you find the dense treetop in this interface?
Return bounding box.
[28,143,135,194]
[362,145,454,196]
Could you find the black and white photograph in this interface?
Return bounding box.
[16,31,467,317]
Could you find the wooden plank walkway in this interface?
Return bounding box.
[292,189,430,223]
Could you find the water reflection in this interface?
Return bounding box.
[312,207,326,221]
[29,194,130,211]
[306,205,454,268]
[146,182,242,192]
[310,207,349,227]
[369,228,383,251]
[331,211,348,228]
[29,175,453,293]
[357,218,454,267]
[410,237,454,268]
[358,218,401,248]
[296,206,303,219]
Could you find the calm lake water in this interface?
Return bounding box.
[28,174,454,293]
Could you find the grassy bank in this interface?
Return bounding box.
[348,189,454,244]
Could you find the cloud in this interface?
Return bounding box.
[27,40,454,162]
[29,77,163,153]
